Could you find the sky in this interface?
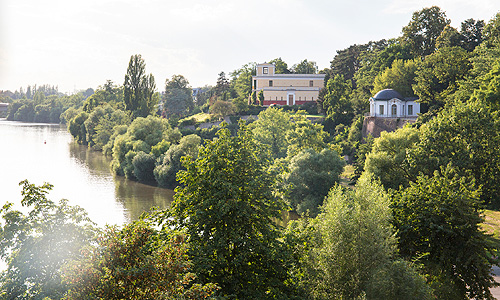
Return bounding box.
[1,0,499,94]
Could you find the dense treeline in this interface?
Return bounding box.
[2,5,500,300]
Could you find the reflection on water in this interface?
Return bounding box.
[66,134,175,224]
[0,119,174,226]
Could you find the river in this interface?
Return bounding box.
[0,119,174,226]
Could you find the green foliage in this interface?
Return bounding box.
[291,59,318,74]
[286,115,329,157]
[283,148,345,216]
[483,12,500,47]
[269,57,290,74]
[151,139,171,158]
[413,46,470,110]
[0,180,96,300]
[372,59,418,98]
[257,89,264,105]
[472,59,500,110]
[401,6,450,57]
[68,111,89,145]
[250,107,293,159]
[291,174,430,299]
[230,62,256,100]
[209,100,235,119]
[62,218,218,300]
[460,18,485,52]
[132,151,156,183]
[409,100,500,207]
[322,74,354,131]
[436,25,461,49]
[123,54,157,118]
[111,116,173,178]
[171,123,291,299]
[154,134,201,189]
[392,166,497,299]
[164,74,194,118]
[364,126,419,190]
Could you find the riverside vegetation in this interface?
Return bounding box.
[2,6,500,299]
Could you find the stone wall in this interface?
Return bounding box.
[362,116,416,138]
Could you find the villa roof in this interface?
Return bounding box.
[372,89,404,101]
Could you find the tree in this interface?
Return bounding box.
[213,71,231,100]
[250,107,293,159]
[63,218,218,300]
[483,12,500,47]
[68,111,89,144]
[230,62,256,100]
[286,116,329,157]
[154,134,201,188]
[283,148,345,216]
[269,58,290,74]
[123,54,157,118]
[401,6,450,57]
[164,75,193,117]
[364,126,419,191]
[459,18,484,52]
[0,180,96,300]
[290,174,431,299]
[408,100,500,208]
[209,100,235,119]
[171,123,291,299]
[436,25,461,49]
[413,46,470,110]
[372,59,418,98]
[322,74,354,130]
[257,89,264,105]
[392,166,497,299]
[292,59,318,74]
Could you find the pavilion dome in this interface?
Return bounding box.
[372,89,404,100]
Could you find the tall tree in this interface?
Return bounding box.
[171,123,291,299]
[401,6,450,57]
[269,57,290,74]
[63,217,217,300]
[292,59,318,74]
[283,148,344,216]
[123,54,157,118]
[164,74,193,117]
[392,166,497,299]
[413,46,470,111]
[0,180,96,300]
[291,174,431,299]
[372,59,419,98]
[459,18,485,52]
[321,74,354,130]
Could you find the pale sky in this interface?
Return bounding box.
[1,0,499,94]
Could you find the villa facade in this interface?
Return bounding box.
[369,89,420,118]
[252,63,325,106]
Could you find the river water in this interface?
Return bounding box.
[0,119,174,226]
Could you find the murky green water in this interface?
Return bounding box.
[0,119,174,226]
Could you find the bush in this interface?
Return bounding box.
[132,151,156,183]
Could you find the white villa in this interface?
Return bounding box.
[369,89,420,118]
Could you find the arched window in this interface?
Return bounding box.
[391,104,397,116]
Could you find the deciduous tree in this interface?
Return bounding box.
[171,123,291,299]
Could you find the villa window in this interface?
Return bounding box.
[253,80,256,89]
[379,105,384,115]
[263,67,268,74]
[281,96,283,100]
[309,80,313,87]
[269,80,273,87]
[408,105,413,115]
